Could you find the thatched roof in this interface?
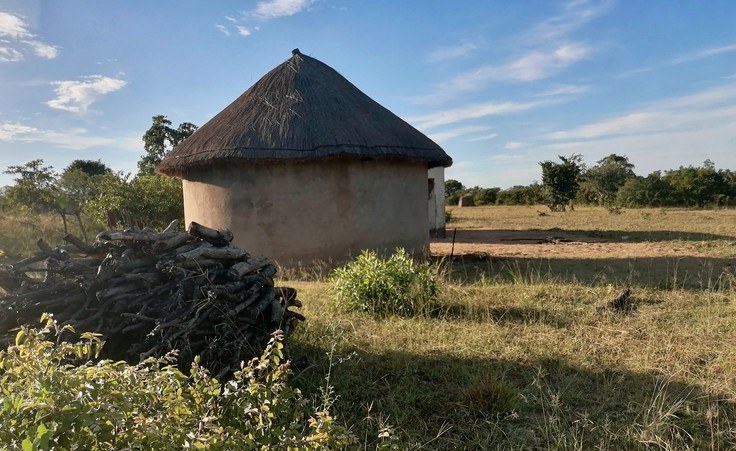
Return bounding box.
[157,49,452,176]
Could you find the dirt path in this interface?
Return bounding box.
[430,229,711,259]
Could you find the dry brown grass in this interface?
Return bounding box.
[285,206,736,449]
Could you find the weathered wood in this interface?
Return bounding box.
[187,221,234,247]
[227,255,271,280]
[176,245,247,261]
[0,221,303,379]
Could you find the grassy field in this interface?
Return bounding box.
[285,206,736,449]
[2,207,735,449]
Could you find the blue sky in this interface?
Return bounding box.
[1,0,735,188]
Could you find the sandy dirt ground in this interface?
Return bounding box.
[430,229,711,259]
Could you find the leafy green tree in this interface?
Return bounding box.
[496,183,545,205]
[466,186,500,205]
[138,115,198,176]
[445,179,464,205]
[2,160,58,215]
[65,159,112,176]
[584,154,636,205]
[663,160,730,207]
[540,155,584,211]
[85,173,183,229]
[616,172,671,207]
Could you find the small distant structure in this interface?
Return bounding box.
[458,194,475,207]
[158,49,452,265]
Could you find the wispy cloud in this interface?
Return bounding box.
[24,39,57,58]
[545,83,736,141]
[466,133,498,142]
[428,125,492,143]
[672,42,736,64]
[251,0,314,20]
[409,100,549,130]
[218,0,312,38]
[615,67,652,79]
[523,0,612,44]
[0,122,135,150]
[504,141,529,150]
[0,11,58,61]
[46,75,127,113]
[435,42,591,97]
[428,41,477,62]
[531,84,589,97]
[215,24,230,36]
[0,45,23,62]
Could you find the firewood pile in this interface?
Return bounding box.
[0,220,303,378]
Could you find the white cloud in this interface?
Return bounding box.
[466,133,498,142]
[428,41,477,62]
[409,99,551,130]
[0,121,143,151]
[0,122,37,140]
[24,39,57,58]
[532,84,589,97]
[0,45,23,62]
[524,0,611,44]
[615,67,652,79]
[672,42,736,64]
[215,24,230,36]
[0,12,58,61]
[430,42,591,99]
[46,75,127,113]
[428,125,491,143]
[546,83,736,141]
[251,0,313,20]
[236,26,252,37]
[0,12,30,38]
[535,83,736,176]
[504,141,529,150]
[486,153,527,163]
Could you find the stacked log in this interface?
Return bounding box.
[0,220,303,379]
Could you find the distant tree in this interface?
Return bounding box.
[540,155,584,211]
[616,172,672,207]
[584,154,636,205]
[663,160,729,207]
[85,173,183,230]
[496,183,545,205]
[65,159,112,177]
[138,115,198,176]
[444,179,464,205]
[466,186,500,206]
[2,160,59,216]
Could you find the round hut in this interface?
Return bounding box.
[157,49,452,265]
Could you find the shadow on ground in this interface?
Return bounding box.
[291,342,736,450]
[430,254,736,289]
[435,228,736,245]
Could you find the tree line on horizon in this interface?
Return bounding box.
[0,115,194,237]
[447,154,736,211]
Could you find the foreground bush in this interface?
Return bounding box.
[0,317,354,450]
[330,248,439,317]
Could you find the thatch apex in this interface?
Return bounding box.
[157,50,452,176]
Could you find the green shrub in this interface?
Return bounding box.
[0,316,354,450]
[330,248,439,317]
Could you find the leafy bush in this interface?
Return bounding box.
[330,248,439,317]
[0,317,354,450]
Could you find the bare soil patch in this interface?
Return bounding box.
[431,228,712,259]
